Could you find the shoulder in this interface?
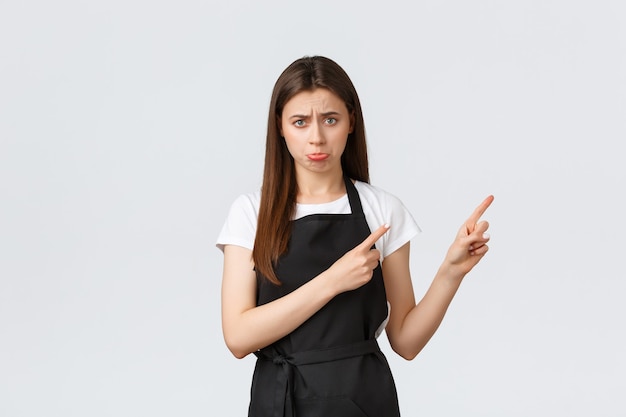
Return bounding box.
[226,190,261,228]
[354,180,421,258]
[215,190,261,252]
[230,190,261,216]
[354,181,405,210]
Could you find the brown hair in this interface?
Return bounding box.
[253,56,370,284]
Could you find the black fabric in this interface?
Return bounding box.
[250,177,400,417]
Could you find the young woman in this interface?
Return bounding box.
[216,56,493,417]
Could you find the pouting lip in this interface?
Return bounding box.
[307,153,329,161]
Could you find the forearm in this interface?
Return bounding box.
[393,264,465,360]
[223,272,337,358]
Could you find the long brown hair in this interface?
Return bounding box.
[253,56,370,284]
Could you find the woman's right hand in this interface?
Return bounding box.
[326,224,390,293]
[222,224,390,358]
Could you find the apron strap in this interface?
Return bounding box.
[343,176,365,216]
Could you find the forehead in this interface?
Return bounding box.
[282,88,348,115]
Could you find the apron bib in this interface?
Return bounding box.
[250,177,401,417]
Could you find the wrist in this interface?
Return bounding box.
[316,270,341,300]
[435,262,466,287]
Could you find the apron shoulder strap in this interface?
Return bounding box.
[343,176,365,216]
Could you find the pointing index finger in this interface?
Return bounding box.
[466,195,494,232]
[359,224,390,250]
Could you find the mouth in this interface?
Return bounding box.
[307,153,329,161]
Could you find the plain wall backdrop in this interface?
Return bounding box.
[1,0,625,416]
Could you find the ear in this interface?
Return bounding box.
[349,112,355,134]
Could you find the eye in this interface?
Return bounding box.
[294,120,305,127]
[325,118,337,125]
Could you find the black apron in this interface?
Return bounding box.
[250,177,401,417]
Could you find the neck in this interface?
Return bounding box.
[295,169,346,204]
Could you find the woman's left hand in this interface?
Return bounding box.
[443,195,494,277]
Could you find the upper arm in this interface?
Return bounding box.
[221,245,257,340]
[381,242,416,349]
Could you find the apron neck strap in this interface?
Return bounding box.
[343,176,365,216]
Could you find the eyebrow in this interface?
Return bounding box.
[287,111,341,119]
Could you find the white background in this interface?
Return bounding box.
[1,1,625,416]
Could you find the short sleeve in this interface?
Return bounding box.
[215,192,260,252]
[381,192,421,258]
[354,182,421,259]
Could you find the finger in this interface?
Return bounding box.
[472,220,490,236]
[465,195,494,234]
[467,195,494,224]
[469,238,488,252]
[367,249,382,268]
[470,244,489,256]
[468,223,490,246]
[358,224,390,250]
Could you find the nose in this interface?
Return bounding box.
[308,121,326,145]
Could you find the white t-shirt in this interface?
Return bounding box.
[216,181,421,258]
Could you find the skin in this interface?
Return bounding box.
[280,88,354,202]
[221,88,493,360]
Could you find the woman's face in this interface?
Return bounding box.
[280,88,354,178]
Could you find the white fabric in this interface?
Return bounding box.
[216,181,421,258]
